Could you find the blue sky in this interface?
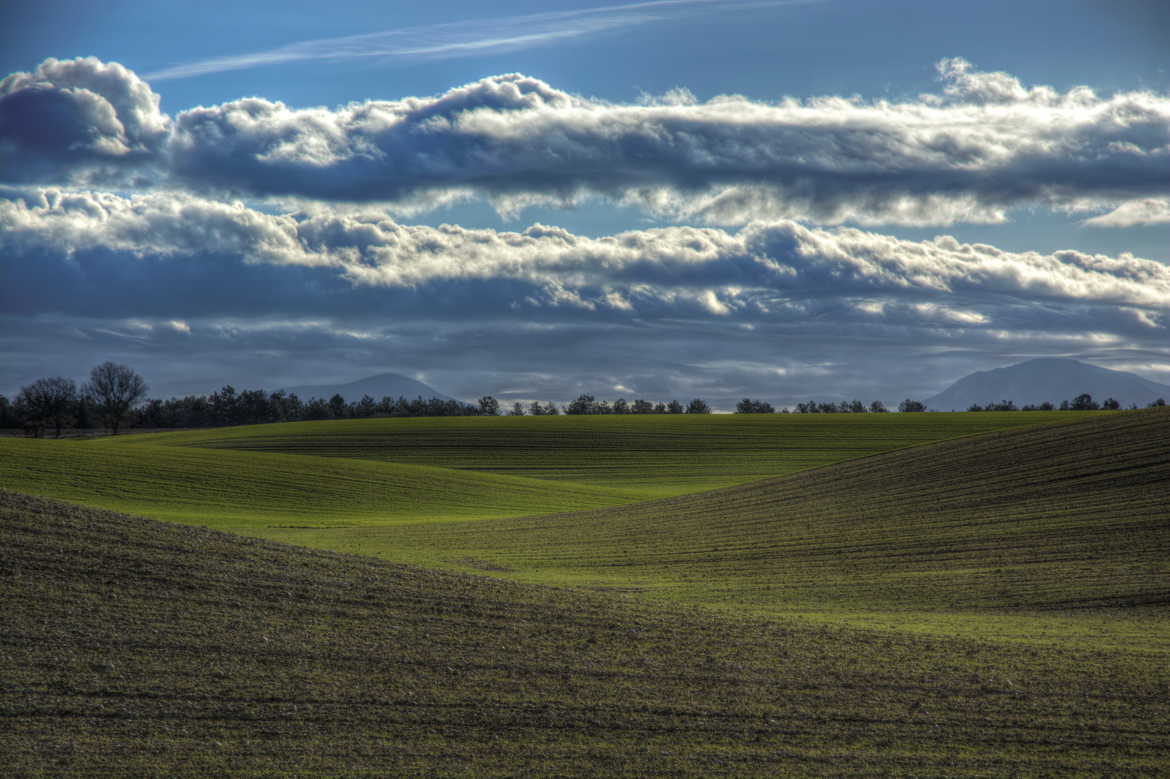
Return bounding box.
[2,0,1168,406]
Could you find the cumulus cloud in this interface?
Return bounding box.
[4,186,1167,405]
[2,57,1166,226]
[4,187,1168,333]
[0,57,169,185]
[1083,198,1170,228]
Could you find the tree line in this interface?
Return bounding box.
[965,393,1165,411]
[5,363,1165,437]
[0,363,493,437]
[551,395,711,415]
[739,398,922,413]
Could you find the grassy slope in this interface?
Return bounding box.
[0,437,640,530]
[124,412,1062,496]
[4,411,1162,650]
[372,409,1170,650]
[0,412,1059,539]
[3,490,1168,776]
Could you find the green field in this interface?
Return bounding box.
[0,436,640,527]
[3,409,1168,773]
[375,409,1170,650]
[1,412,1058,534]
[123,411,1067,494]
[3,491,1168,775]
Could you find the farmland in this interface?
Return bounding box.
[125,411,1068,495]
[378,409,1170,650]
[0,436,640,529]
[0,413,1055,537]
[2,408,1168,773]
[4,490,1169,775]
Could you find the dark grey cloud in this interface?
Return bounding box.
[2,57,1166,226]
[2,187,1168,406]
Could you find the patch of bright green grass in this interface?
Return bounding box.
[122,411,1068,495]
[0,437,641,532]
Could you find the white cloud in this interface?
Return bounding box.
[0,58,169,184]
[3,57,1166,227]
[1083,198,1170,227]
[4,188,1168,335]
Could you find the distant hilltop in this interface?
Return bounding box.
[280,372,455,403]
[925,358,1170,411]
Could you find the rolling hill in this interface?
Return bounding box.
[3,490,1168,775]
[925,357,1170,410]
[0,436,640,532]
[123,411,1064,495]
[374,408,1170,648]
[3,410,1160,644]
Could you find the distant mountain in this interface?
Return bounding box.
[925,358,1170,411]
[281,373,456,403]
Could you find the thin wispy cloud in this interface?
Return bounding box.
[144,0,811,81]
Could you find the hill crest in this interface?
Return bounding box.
[925,358,1170,410]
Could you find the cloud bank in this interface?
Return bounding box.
[3,57,1167,227]
[5,187,1168,311]
[3,187,1167,404]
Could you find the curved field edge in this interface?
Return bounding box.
[117,411,1074,496]
[369,409,1170,650]
[3,491,1168,776]
[0,438,643,529]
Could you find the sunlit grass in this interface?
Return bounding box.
[0,437,641,528]
[123,411,1068,495]
[4,409,1164,654]
[325,409,1170,650]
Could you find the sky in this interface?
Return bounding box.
[2,0,1168,408]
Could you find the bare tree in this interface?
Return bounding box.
[17,377,78,438]
[84,362,147,435]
